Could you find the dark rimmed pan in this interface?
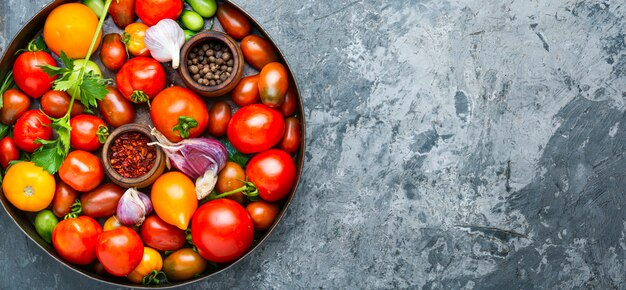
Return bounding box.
[0,0,305,288]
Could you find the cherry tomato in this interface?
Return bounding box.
[43,3,102,59]
[150,86,208,142]
[208,101,231,137]
[41,90,85,119]
[163,248,207,281]
[0,88,30,125]
[13,47,56,98]
[136,0,183,26]
[109,0,136,29]
[96,226,144,277]
[227,104,285,154]
[259,62,289,108]
[140,215,186,251]
[216,3,250,40]
[191,199,254,263]
[104,216,140,232]
[280,85,297,117]
[247,149,296,202]
[81,183,125,218]
[98,86,136,128]
[0,137,20,170]
[52,216,102,265]
[34,209,58,244]
[216,161,246,204]
[14,110,53,153]
[280,117,301,154]
[70,115,108,151]
[231,74,260,107]
[151,172,198,230]
[2,162,55,212]
[116,57,166,103]
[59,150,104,192]
[246,201,279,231]
[240,35,279,71]
[122,23,150,57]
[127,247,163,284]
[52,181,79,218]
[100,33,128,70]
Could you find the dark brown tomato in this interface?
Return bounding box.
[163,248,207,281]
[41,90,85,119]
[81,183,125,218]
[216,161,246,204]
[258,62,289,108]
[0,88,31,125]
[98,86,136,128]
[100,33,128,70]
[246,201,279,231]
[279,117,301,154]
[280,85,297,117]
[208,101,231,137]
[52,181,80,218]
[240,35,279,71]
[231,74,260,107]
[0,137,20,169]
[140,215,186,251]
[216,3,250,40]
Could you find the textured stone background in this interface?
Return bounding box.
[1,0,626,289]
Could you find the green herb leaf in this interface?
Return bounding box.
[31,142,66,174]
[0,123,9,139]
[0,71,15,110]
[79,73,108,109]
[59,51,74,71]
[33,35,49,52]
[221,138,251,168]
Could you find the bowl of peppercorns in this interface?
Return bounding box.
[179,31,245,97]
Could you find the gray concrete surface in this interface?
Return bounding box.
[1,0,626,289]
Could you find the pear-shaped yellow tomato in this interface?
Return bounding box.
[43,3,102,59]
[151,172,197,230]
[3,162,55,212]
[127,247,163,284]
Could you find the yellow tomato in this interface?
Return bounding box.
[127,247,163,284]
[43,3,102,59]
[151,172,197,230]
[2,162,55,212]
[123,23,150,57]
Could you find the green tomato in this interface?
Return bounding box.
[83,0,105,18]
[181,10,204,32]
[34,210,58,244]
[186,0,217,18]
[69,59,102,81]
[184,30,197,41]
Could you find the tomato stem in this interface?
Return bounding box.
[142,270,168,285]
[64,199,83,220]
[208,181,259,200]
[172,116,198,139]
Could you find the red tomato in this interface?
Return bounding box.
[208,101,231,137]
[247,149,296,201]
[280,85,297,117]
[52,216,102,265]
[0,88,31,125]
[258,62,289,108]
[140,215,186,251]
[231,74,260,107]
[70,115,107,151]
[0,137,20,169]
[13,49,56,98]
[51,181,79,218]
[81,183,125,218]
[109,0,136,29]
[100,33,127,70]
[98,86,136,128]
[41,90,85,119]
[136,0,183,26]
[191,199,254,263]
[279,117,301,154]
[240,35,279,70]
[59,150,104,192]
[216,3,251,40]
[96,226,144,277]
[227,104,284,154]
[246,201,279,231]
[116,57,166,103]
[13,110,53,153]
[150,86,209,142]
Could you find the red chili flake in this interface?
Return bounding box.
[109,132,156,178]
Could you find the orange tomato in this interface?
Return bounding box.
[2,162,55,212]
[43,3,102,59]
[127,247,163,284]
[123,23,150,57]
[151,172,198,230]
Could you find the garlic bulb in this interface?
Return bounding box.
[144,19,185,69]
[116,188,153,226]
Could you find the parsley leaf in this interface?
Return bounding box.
[0,71,15,110]
[220,138,251,168]
[31,143,66,174]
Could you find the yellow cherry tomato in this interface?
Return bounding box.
[43,3,102,59]
[151,172,198,230]
[103,215,123,231]
[3,162,55,212]
[123,23,150,57]
[127,247,163,284]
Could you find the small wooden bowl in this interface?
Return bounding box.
[179,31,245,97]
[102,124,166,189]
